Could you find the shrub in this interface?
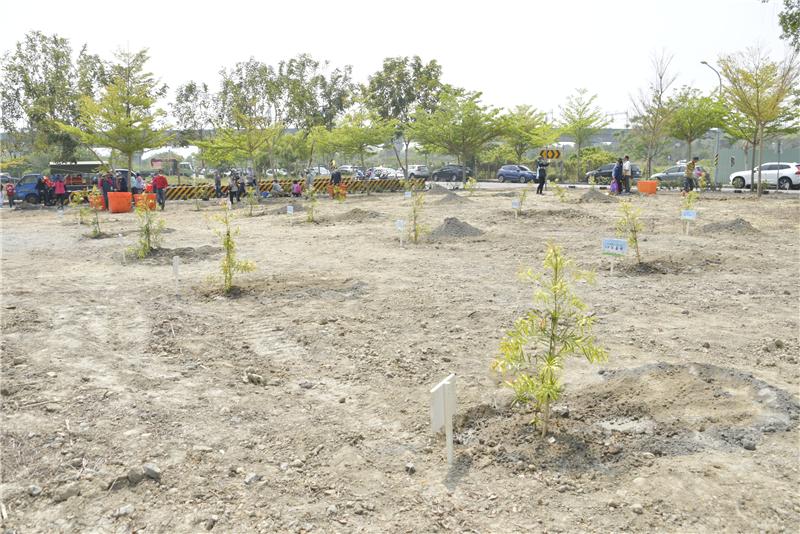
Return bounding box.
[408,191,429,244]
[616,200,643,263]
[492,242,607,437]
[132,201,165,258]
[465,176,478,195]
[213,207,255,294]
[306,189,318,223]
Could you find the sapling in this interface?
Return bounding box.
[682,190,699,210]
[552,182,568,203]
[87,187,102,238]
[465,176,478,196]
[408,191,429,244]
[244,188,260,217]
[492,242,607,437]
[68,191,91,226]
[616,200,643,264]
[213,206,255,294]
[515,187,528,218]
[306,189,318,223]
[131,201,165,258]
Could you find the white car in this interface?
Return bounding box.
[729,162,800,190]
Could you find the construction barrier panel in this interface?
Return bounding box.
[163,178,424,201]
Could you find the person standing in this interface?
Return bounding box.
[611,158,623,195]
[228,173,239,204]
[5,181,16,208]
[35,176,47,205]
[118,171,128,193]
[214,172,222,198]
[536,157,550,194]
[53,175,67,208]
[236,174,245,201]
[152,171,168,210]
[683,156,699,196]
[622,155,632,194]
[101,173,113,210]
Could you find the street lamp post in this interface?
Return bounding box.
[701,60,723,190]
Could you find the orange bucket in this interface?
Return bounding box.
[108,192,132,213]
[134,193,157,210]
[637,180,658,195]
[89,195,106,210]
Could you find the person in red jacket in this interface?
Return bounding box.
[152,172,168,210]
[5,182,16,208]
[53,175,67,208]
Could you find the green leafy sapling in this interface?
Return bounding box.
[515,187,529,218]
[492,242,607,437]
[465,176,478,196]
[552,182,568,203]
[213,206,255,294]
[131,201,165,258]
[306,189,318,223]
[682,190,699,210]
[616,200,643,264]
[408,191,429,244]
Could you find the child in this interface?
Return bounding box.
[291,180,302,197]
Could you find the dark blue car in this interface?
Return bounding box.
[497,164,535,183]
[14,174,43,203]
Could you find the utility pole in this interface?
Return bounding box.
[701,61,723,190]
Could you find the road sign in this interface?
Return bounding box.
[540,149,561,159]
[602,238,628,257]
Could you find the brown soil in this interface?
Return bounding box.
[1,190,798,533]
[427,217,484,241]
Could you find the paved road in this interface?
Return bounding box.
[428,181,800,195]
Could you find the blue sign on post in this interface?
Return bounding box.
[681,210,697,220]
[602,238,628,257]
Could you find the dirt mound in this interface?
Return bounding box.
[428,183,454,194]
[457,362,799,474]
[698,217,759,235]
[335,208,382,222]
[579,189,618,203]
[435,191,469,204]
[428,217,484,241]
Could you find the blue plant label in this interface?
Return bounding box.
[287,205,294,215]
[395,219,406,231]
[681,209,697,220]
[512,200,521,209]
[404,191,412,199]
[602,238,628,257]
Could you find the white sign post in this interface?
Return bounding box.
[287,205,294,215]
[601,238,628,275]
[404,191,412,200]
[395,219,406,247]
[119,234,126,265]
[511,199,520,218]
[681,209,697,235]
[430,373,457,465]
[172,255,180,297]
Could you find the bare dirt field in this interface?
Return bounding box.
[1,186,799,533]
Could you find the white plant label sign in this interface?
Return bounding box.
[287,205,294,215]
[430,373,457,464]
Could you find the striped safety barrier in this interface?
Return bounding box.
[163,178,425,201]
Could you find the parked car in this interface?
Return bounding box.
[497,164,536,183]
[14,174,44,203]
[649,165,708,186]
[431,164,472,181]
[366,166,394,179]
[306,166,330,176]
[407,165,430,179]
[585,163,642,183]
[338,165,359,175]
[1,173,18,185]
[729,162,800,190]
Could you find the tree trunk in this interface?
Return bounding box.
[756,124,764,199]
[749,133,757,196]
[541,399,550,438]
[403,140,410,179]
[127,153,133,190]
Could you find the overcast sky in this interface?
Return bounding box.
[3,0,791,127]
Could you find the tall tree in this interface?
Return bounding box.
[171,81,213,146]
[719,47,800,196]
[499,105,558,163]
[59,49,171,175]
[776,0,800,51]
[665,87,724,159]
[0,31,80,161]
[558,89,609,180]
[333,110,395,169]
[412,89,502,181]
[628,53,676,179]
[365,56,444,176]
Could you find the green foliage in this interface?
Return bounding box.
[412,88,502,180]
[666,87,724,159]
[408,191,428,244]
[559,89,609,181]
[244,188,260,216]
[616,201,643,264]
[464,176,478,195]
[492,243,607,437]
[777,0,800,51]
[306,189,318,223]
[516,187,529,218]
[132,201,164,258]
[332,110,395,168]
[552,182,568,202]
[682,190,699,210]
[499,105,557,163]
[213,207,256,294]
[58,49,171,174]
[564,147,615,182]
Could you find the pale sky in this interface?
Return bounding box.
[3,0,791,127]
